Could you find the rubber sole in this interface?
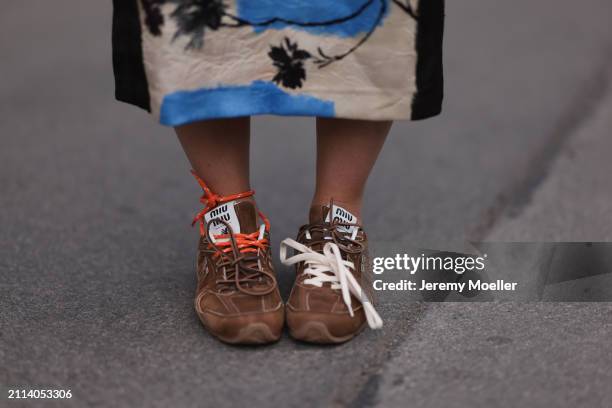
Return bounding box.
[289,321,365,344]
[201,320,281,345]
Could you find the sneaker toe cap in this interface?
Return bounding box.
[198,307,284,344]
[286,307,366,344]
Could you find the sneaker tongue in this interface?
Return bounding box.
[234,200,258,233]
[204,199,258,236]
[316,204,358,235]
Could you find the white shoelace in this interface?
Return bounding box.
[280,238,383,329]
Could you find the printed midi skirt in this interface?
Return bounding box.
[112,0,444,126]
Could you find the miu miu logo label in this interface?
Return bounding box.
[204,201,241,237]
[326,205,358,235]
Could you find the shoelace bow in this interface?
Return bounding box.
[191,170,275,296]
[280,222,383,330]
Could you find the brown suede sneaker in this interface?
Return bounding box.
[191,171,284,345]
[281,203,382,344]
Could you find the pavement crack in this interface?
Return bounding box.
[330,303,429,408]
[469,49,612,241]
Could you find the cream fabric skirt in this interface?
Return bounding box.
[112,0,444,126]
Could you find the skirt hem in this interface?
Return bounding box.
[145,87,443,127]
[115,88,442,126]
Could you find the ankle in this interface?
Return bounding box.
[210,184,253,197]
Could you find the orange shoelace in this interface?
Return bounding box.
[191,170,270,258]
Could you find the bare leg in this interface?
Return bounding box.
[313,118,392,220]
[175,118,251,195]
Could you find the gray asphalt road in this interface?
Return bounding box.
[1,1,612,407]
